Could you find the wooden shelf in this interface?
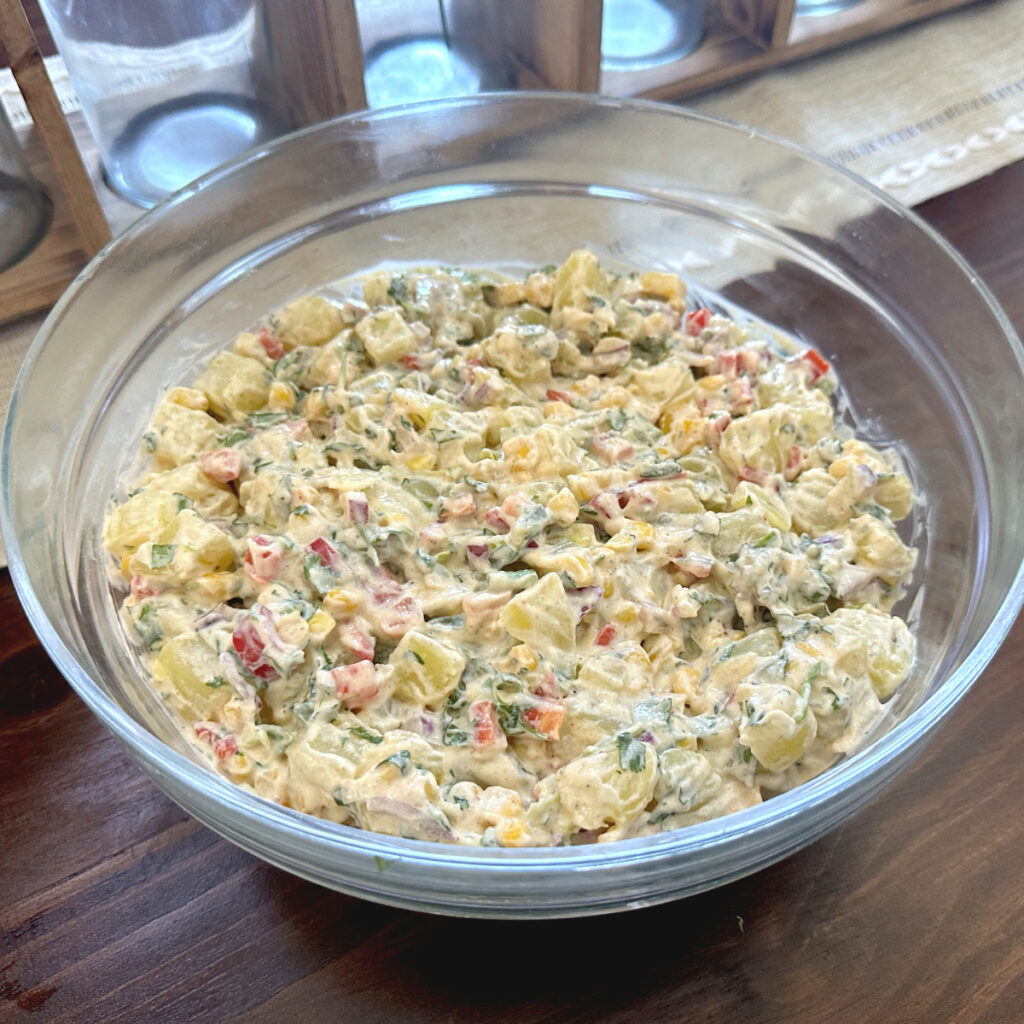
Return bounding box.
[600,0,982,101]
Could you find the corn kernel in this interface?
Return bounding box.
[324,587,361,616]
[829,458,851,479]
[120,554,133,579]
[304,390,329,420]
[504,437,530,458]
[496,818,530,846]
[307,609,336,641]
[509,644,538,672]
[547,487,579,525]
[796,641,823,658]
[671,419,705,455]
[697,374,726,392]
[671,665,701,696]
[559,554,595,587]
[268,381,296,411]
[603,580,614,598]
[640,270,681,299]
[194,571,236,603]
[543,401,577,421]
[167,386,209,411]
[406,452,436,471]
[632,521,655,550]
[614,604,638,625]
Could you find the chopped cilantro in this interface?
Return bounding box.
[380,750,411,775]
[149,544,175,569]
[617,732,647,773]
[351,726,384,744]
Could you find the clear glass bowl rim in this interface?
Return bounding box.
[3,92,1023,891]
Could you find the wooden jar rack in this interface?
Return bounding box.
[0,0,981,325]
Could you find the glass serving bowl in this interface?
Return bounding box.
[3,94,1022,918]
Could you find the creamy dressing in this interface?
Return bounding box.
[103,250,917,847]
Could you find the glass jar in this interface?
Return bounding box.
[357,0,513,109]
[37,0,283,208]
[601,0,706,71]
[0,99,51,272]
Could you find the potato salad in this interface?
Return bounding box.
[103,250,917,847]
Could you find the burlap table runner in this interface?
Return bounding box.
[688,0,1024,208]
[1,0,1022,566]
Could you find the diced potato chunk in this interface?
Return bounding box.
[499,573,575,666]
[739,683,817,772]
[551,249,611,313]
[103,489,180,558]
[555,734,657,831]
[152,633,232,719]
[149,399,221,469]
[355,308,418,365]
[719,398,833,476]
[141,462,240,518]
[194,351,270,418]
[628,356,695,414]
[273,295,343,348]
[390,630,466,706]
[129,509,235,581]
[639,270,683,300]
[170,509,236,571]
[824,607,914,699]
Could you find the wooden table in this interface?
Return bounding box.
[2,160,1022,1024]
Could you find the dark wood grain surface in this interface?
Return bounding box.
[2,161,1022,1024]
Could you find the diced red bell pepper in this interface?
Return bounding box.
[213,735,238,760]
[337,619,375,661]
[793,348,830,382]
[546,388,572,405]
[309,537,342,569]
[329,660,379,709]
[347,492,369,525]
[198,447,243,483]
[196,725,238,761]
[232,616,278,680]
[522,701,564,740]
[130,575,156,599]
[738,465,769,485]
[595,624,617,646]
[374,594,423,640]
[440,493,476,520]
[257,326,285,359]
[469,700,506,749]
[685,308,712,336]
[245,534,282,586]
[484,508,510,534]
[716,349,744,377]
[785,445,805,479]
